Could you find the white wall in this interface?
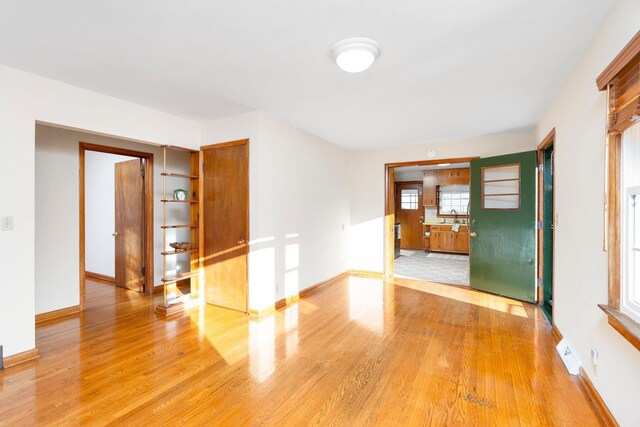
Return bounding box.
[0,64,200,358]
[85,151,137,277]
[536,0,640,424]
[202,112,350,312]
[349,131,536,273]
[35,125,192,315]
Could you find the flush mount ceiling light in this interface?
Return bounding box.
[331,38,381,73]
[437,163,451,167]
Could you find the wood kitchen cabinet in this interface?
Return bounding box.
[423,168,470,207]
[428,225,469,254]
[423,171,437,206]
[454,229,470,253]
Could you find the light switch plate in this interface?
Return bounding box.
[1,216,13,231]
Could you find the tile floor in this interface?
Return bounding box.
[394,249,469,285]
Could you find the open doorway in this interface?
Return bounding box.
[386,151,539,304]
[35,124,195,321]
[80,143,154,309]
[385,157,477,286]
[392,161,472,285]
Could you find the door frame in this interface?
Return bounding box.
[384,157,479,278]
[199,138,250,314]
[537,128,556,317]
[79,142,154,310]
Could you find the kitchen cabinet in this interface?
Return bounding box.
[423,171,437,206]
[428,225,469,254]
[454,229,470,253]
[423,168,470,207]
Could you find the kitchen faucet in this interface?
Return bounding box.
[451,209,460,223]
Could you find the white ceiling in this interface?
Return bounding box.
[0,0,615,149]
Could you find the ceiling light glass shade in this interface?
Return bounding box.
[332,38,381,73]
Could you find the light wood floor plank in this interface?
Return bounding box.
[0,277,602,426]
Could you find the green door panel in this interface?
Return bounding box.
[469,151,537,303]
[542,146,554,321]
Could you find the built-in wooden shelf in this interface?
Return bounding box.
[161,172,198,179]
[155,301,184,316]
[161,249,199,256]
[161,224,198,229]
[161,271,199,284]
[158,144,200,317]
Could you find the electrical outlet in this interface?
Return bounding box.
[591,348,599,366]
[1,216,13,231]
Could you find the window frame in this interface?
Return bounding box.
[436,184,470,217]
[598,30,640,351]
[481,163,521,211]
[399,188,420,210]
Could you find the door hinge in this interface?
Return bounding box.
[201,162,205,173]
[141,266,146,277]
[537,278,543,288]
[536,220,543,230]
[141,165,145,178]
[537,164,543,172]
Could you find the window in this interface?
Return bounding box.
[598,30,640,350]
[400,188,419,210]
[482,164,520,210]
[437,185,469,216]
[621,124,640,323]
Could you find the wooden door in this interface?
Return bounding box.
[201,140,249,313]
[395,182,424,249]
[114,159,145,292]
[469,151,537,302]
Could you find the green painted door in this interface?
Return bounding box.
[541,146,554,321]
[469,151,537,302]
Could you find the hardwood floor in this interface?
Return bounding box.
[0,277,601,426]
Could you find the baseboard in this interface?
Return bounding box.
[552,324,617,426]
[578,367,618,427]
[35,305,80,324]
[350,270,384,278]
[249,271,351,317]
[85,271,115,284]
[551,323,563,344]
[2,348,40,369]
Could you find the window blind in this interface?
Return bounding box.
[608,57,640,134]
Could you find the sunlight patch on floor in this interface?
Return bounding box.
[392,278,529,318]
